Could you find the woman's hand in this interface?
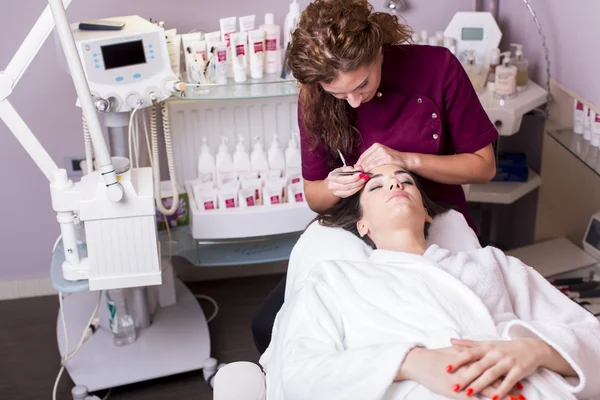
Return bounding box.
[448,338,545,399]
[355,143,415,172]
[398,346,511,400]
[326,166,368,198]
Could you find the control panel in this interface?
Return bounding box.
[70,15,180,112]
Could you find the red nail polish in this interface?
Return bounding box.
[492,396,499,400]
[359,173,365,179]
[466,388,474,396]
[452,384,460,392]
[445,364,453,372]
[363,176,370,181]
[518,395,527,400]
[509,396,517,400]
[516,382,523,390]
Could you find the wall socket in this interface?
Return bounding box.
[64,156,87,177]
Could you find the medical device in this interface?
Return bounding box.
[69,15,180,112]
[0,1,183,290]
[444,12,502,77]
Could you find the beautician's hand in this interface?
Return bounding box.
[355,143,414,173]
[326,166,367,198]
[448,338,543,399]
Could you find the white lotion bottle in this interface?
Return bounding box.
[268,133,286,172]
[584,105,592,142]
[283,0,300,50]
[216,136,235,186]
[574,100,585,135]
[233,135,252,179]
[251,137,270,178]
[197,137,216,183]
[285,132,302,184]
[285,133,301,169]
[260,13,281,74]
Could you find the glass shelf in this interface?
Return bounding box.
[159,226,301,267]
[546,129,600,177]
[170,73,299,101]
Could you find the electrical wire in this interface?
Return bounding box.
[52,234,63,253]
[141,108,153,168]
[82,114,94,174]
[53,291,103,400]
[194,294,219,323]
[150,103,180,216]
[521,0,552,117]
[128,102,143,169]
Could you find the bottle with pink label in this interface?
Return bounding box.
[260,13,281,74]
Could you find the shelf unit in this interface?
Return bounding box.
[171,73,299,101]
[546,129,600,177]
[468,169,542,204]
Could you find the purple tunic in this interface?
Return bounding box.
[299,44,498,230]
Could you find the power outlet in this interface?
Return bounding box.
[64,156,87,177]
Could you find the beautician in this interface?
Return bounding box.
[252,0,498,353]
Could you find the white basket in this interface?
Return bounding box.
[185,181,316,240]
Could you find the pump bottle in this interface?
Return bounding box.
[267,133,286,178]
[494,52,518,100]
[462,50,486,92]
[511,43,529,92]
[233,136,252,179]
[215,136,235,186]
[197,137,216,183]
[487,48,501,91]
[251,137,270,178]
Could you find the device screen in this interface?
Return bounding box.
[585,218,600,250]
[461,27,484,41]
[101,40,146,70]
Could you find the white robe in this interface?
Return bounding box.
[259,245,600,400]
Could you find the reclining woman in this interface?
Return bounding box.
[259,164,600,400]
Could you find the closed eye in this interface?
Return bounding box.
[402,180,413,185]
[368,184,382,192]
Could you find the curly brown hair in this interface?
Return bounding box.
[316,172,448,248]
[287,0,412,165]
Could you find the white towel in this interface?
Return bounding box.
[261,245,600,400]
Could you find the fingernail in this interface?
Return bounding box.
[509,396,517,400]
[516,382,523,390]
[492,396,499,400]
[445,364,453,372]
[363,176,370,181]
[452,384,460,392]
[359,173,365,179]
[518,395,527,400]
[466,388,474,396]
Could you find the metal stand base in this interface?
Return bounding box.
[56,279,211,392]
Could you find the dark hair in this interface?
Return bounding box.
[317,173,448,248]
[287,0,412,165]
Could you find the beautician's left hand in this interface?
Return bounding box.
[448,338,546,399]
[355,143,415,172]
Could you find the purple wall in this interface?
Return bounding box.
[0,0,472,281]
[499,0,600,106]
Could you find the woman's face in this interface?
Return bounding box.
[356,164,432,239]
[319,51,383,108]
